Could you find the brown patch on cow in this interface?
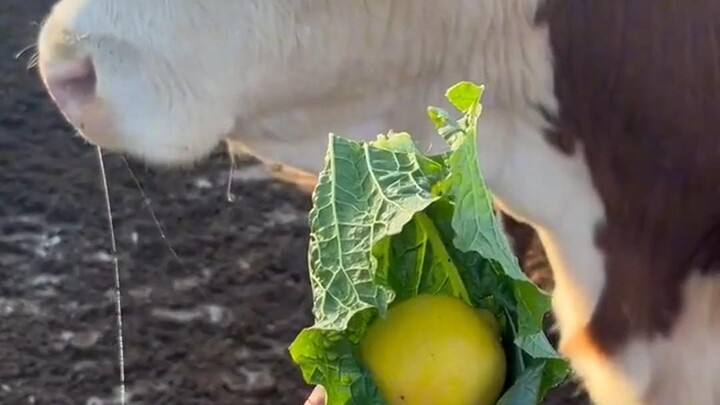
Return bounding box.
[692,223,720,274]
[536,0,720,354]
[559,326,606,361]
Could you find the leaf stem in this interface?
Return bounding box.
[414,211,471,304]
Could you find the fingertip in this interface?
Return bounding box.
[305,385,326,405]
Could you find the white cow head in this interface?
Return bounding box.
[36,0,550,172]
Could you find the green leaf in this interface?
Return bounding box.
[446,81,486,114]
[290,81,569,405]
[494,358,570,405]
[308,134,439,330]
[434,81,569,399]
[289,321,386,405]
[496,361,545,405]
[378,211,471,304]
[433,82,524,280]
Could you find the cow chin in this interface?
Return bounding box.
[97,96,235,168]
[59,91,235,167]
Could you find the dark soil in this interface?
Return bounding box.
[1,2,589,404]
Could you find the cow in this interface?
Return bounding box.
[35,1,720,404]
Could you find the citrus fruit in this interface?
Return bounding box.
[359,294,506,405]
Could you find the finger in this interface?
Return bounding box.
[304,385,326,405]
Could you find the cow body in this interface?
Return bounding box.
[36,1,720,404]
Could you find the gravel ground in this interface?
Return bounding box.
[1,2,589,404]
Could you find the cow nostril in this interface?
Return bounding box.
[42,56,97,111]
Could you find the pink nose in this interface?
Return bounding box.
[42,57,97,116]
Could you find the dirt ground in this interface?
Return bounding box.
[1,2,589,404]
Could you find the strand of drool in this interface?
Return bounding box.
[96,147,127,405]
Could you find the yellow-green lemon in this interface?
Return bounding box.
[360,294,506,405]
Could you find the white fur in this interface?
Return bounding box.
[569,274,720,405]
[37,0,556,171]
[39,1,705,404]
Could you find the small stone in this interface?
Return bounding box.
[204,304,228,325]
[151,307,203,323]
[172,277,201,291]
[70,331,102,349]
[240,367,276,395]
